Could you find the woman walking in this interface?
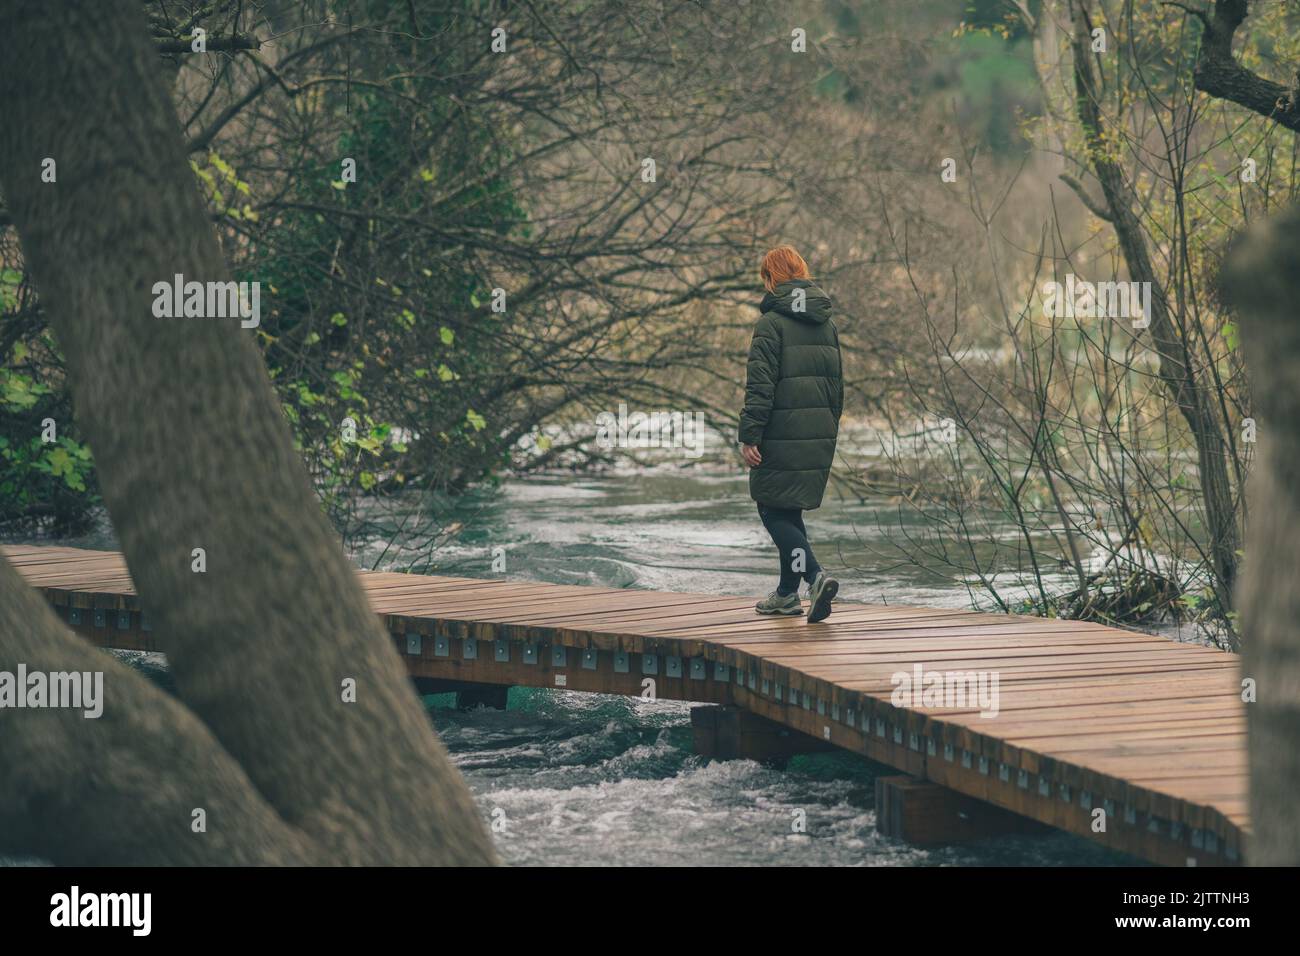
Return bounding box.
[739,246,843,623]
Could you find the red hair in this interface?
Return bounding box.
[760,245,812,292]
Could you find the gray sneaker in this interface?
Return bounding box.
[755,590,803,615]
[807,571,839,623]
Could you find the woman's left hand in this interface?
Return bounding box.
[741,443,762,468]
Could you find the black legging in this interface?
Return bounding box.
[758,504,822,596]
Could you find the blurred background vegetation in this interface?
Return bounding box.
[3,0,1293,645]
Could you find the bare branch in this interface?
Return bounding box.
[1059,172,1114,221]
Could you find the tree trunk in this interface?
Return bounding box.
[0,0,495,865]
[1191,0,1300,134]
[1068,0,1241,624]
[1222,205,1300,866]
[0,557,319,864]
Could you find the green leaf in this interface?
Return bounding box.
[466,409,486,431]
[1222,320,1239,351]
[47,446,73,477]
[440,327,455,346]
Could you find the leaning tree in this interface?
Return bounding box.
[0,0,495,865]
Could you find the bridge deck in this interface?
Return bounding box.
[5,544,1246,866]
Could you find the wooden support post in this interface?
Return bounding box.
[874,774,1047,846]
[691,704,835,765]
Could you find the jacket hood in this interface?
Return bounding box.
[759,278,832,325]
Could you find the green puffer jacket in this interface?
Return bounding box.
[737,279,843,510]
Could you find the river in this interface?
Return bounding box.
[10,465,1143,866]
[356,467,1139,865]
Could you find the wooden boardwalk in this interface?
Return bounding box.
[6,544,1246,866]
